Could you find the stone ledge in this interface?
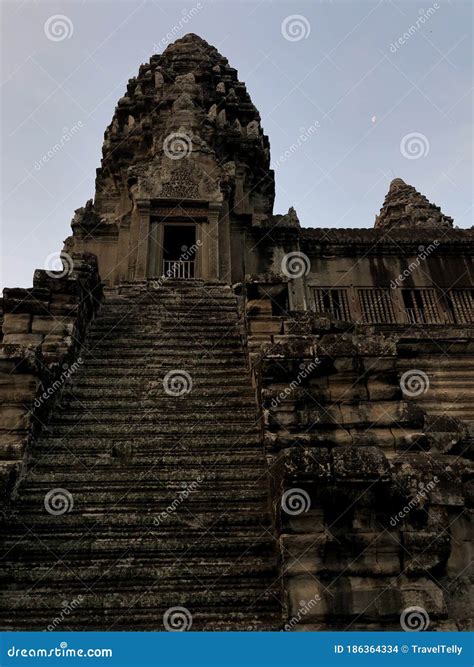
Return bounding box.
[0,252,102,500]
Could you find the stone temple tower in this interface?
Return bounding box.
[69,33,275,286]
[0,34,472,631]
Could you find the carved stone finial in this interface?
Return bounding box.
[375,178,453,229]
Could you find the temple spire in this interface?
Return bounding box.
[375,178,453,230]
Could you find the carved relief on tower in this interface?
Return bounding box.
[160,165,200,199]
[129,157,223,204]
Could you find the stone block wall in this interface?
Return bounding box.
[0,253,102,502]
[244,287,473,630]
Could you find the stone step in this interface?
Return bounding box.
[58,395,257,409]
[44,423,260,437]
[102,298,240,308]
[33,438,262,456]
[90,319,240,331]
[4,526,272,549]
[79,351,246,363]
[10,509,271,527]
[0,566,279,591]
[34,434,263,451]
[1,282,281,630]
[33,450,264,465]
[14,478,269,498]
[106,291,236,299]
[24,464,267,483]
[62,382,253,394]
[87,330,242,342]
[91,314,239,326]
[0,606,281,632]
[87,326,239,339]
[79,358,248,369]
[116,292,237,300]
[34,432,261,444]
[3,508,270,530]
[69,376,252,388]
[0,617,281,631]
[13,505,270,521]
[17,475,268,493]
[90,317,240,329]
[63,386,255,400]
[41,429,260,443]
[7,504,270,523]
[31,446,264,461]
[48,409,259,425]
[0,588,279,610]
[1,516,275,539]
[103,289,236,299]
[31,459,264,474]
[84,341,244,353]
[99,302,238,311]
[1,534,275,560]
[82,350,246,362]
[100,289,236,299]
[91,308,239,321]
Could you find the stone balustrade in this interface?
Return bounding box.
[0,252,102,502]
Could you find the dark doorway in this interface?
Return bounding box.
[162,225,197,278]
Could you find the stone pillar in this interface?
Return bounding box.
[114,220,131,284]
[208,203,221,280]
[218,201,232,283]
[135,199,151,280]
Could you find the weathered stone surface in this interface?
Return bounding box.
[0,282,280,630]
[249,313,473,629]
[2,333,43,346]
[0,34,472,633]
[375,178,453,230]
[2,313,31,334]
[0,253,102,501]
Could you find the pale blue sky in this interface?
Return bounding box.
[1,0,472,288]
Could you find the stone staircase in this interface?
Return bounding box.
[0,281,282,630]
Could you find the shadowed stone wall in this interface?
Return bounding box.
[0,254,101,501]
[244,290,473,630]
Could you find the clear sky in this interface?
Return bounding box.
[1,0,472,288]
